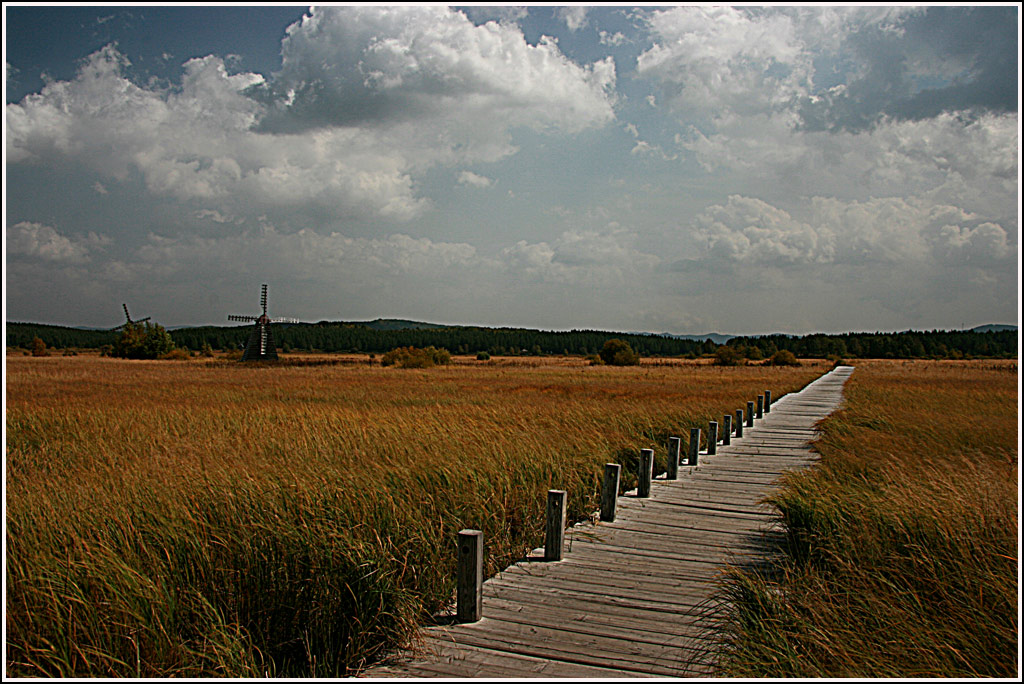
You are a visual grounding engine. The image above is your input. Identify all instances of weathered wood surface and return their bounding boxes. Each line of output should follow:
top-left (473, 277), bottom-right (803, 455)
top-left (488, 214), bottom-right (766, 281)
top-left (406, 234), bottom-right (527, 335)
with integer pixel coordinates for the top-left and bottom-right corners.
top-left (362, 366), bottom-right (853, 678)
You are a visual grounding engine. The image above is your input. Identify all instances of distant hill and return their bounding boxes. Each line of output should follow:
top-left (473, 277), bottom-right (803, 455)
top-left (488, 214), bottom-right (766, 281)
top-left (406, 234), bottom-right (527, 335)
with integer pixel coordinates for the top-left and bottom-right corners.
top-left (970, 324), bottom-right (1017, 333)
top-left (344, 318), bottom-right (447, 331)
top-left (659, 332), bottom-right (734, 345)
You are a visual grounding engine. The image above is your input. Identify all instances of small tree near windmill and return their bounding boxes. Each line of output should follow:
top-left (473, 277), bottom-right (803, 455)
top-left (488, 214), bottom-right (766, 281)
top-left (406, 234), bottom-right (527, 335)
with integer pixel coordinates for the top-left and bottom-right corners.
top-left (108, 302), bottom-right (176, 359)
top-left (227, 284), bottom-right (299, 361)
top-left (114, 321), bottom-right (176, 359)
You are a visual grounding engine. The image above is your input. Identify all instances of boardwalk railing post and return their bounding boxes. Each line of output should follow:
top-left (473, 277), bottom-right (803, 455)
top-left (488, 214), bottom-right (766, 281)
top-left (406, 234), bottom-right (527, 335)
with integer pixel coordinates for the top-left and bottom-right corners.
top-left (456, 529), bottom-right (483, 623)
top-left (757, 395), bottom-right (764, 419)
top-left (765, 390), bottom-right (772, 413)
top-left (735, 409), bottom-right (744, 438)
top-left (666, 437), bottom-right (681, 480)
top-left (600, 463), bottom-right (621, 522)
top-left (722, 414), bottom-right (732, 446)
top-left (746, 401), bottom-right (755, 427)
top-left (707, 421), bottom-right (718, 455)
top-left (545, 490), bottom-right (567, 561)
top-left (638, 449), bottom-right (654, 498)
top-left (688, 427), bottom-right (701, 467)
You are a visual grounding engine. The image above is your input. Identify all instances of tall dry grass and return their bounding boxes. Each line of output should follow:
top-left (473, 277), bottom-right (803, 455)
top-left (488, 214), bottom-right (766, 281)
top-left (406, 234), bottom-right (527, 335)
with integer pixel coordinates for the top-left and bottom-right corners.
top-left (711, 359), bottom-right (1018, 677)
top-left (5, 355), bottom-right (826, 677)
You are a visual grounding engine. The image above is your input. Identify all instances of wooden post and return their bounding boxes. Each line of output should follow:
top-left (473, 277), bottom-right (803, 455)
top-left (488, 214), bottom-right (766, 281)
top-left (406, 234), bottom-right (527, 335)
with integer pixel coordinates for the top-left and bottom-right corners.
top-left (765, 390), bottom-right (772, 413)
top-left (735, 409), bottom-right (744, 438)
top-left (746, 401), bottom-right (755, 427)
top-left (757, 395), bottom-right (764, 419)
top-left (688, 427), bottom-right (701, 467)
top-left (722, 414), bottom-right (732, 446)
top-left (666, 436), bottom-right (681, 480)
top-left (456, 529), bottom-right (483, 623)
top-left (600, 463), bottom-right (620, 522)
top-left (707, 421), bottom-right (718, 455)
top-left (544, 490), bottom-right (567, 561)
top-left (638, 448), bottom-right (654, 498)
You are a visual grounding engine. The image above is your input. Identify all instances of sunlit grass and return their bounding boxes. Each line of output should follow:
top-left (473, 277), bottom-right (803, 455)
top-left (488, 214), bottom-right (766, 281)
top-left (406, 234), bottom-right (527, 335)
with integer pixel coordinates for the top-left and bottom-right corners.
top-left (5, 354), bottom-right (826, 677)
top-left (710, 359), bottom-right (1018, 677)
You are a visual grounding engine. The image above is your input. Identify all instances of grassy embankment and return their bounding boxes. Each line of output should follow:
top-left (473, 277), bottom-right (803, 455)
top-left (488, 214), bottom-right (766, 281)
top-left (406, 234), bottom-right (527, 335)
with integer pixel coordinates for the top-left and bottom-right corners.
top-left (5, 354), bottom-right (826, 677)
top-left (712, 359), bottom-right (1018, 677)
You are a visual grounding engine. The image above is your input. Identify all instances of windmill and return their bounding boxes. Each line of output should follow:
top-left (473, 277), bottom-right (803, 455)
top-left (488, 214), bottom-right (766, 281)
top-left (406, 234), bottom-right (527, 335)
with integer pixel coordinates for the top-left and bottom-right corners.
top-left (110, 303), bottom-right (151, 331)
top-left (227, 284), bottom-right (298, 361)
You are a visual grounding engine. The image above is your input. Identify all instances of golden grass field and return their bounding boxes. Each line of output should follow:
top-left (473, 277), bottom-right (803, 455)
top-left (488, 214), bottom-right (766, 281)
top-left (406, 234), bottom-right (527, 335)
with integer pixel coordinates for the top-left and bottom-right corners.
top-left (712, 358), bottom-right (1018, 677)
top-left (6, 352), bottom-right (828, 677)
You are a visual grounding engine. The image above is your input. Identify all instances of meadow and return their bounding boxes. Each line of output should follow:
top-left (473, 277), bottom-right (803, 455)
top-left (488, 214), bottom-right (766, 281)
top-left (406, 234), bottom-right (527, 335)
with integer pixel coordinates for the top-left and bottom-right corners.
top-left (711, 359), bottom-right (1018, 677)
top-left (5, 352), bottom-right (827, 677)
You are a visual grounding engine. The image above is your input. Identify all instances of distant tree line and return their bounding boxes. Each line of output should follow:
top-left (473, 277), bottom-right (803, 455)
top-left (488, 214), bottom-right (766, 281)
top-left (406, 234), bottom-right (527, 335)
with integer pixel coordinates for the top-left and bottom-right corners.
top-left (169, 323), bottom-right (705, 357)
top-left (6, 321), bottom-right (1017, 360)
top-left (724, 330), bottom-right (1017, 360)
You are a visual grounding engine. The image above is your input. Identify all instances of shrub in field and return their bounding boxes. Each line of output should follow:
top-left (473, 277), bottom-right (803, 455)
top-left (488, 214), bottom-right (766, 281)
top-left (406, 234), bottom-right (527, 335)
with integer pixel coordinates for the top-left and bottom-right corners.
top-left (599, 339), bottom-right (639, 366)
top-left (30, 337), bottom-right (49, 357)
top-left (380, 346), bottom-right (451, 368)
top-left (114, 321), bottom-right (177, 359)
top-left (714, 345), bottom-right (741, 366)
top-left (768, 349), bottom-right (800, 366)
top-left (711, 361), bottom-right (1017, 677)
top-left (476, 351), bottom-right (490, 361)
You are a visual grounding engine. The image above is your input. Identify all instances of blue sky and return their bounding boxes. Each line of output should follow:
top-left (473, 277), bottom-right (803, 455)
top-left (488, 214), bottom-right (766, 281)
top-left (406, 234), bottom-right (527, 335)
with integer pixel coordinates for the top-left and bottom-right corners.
top-left (4, 4), bottom-right (1020, 334)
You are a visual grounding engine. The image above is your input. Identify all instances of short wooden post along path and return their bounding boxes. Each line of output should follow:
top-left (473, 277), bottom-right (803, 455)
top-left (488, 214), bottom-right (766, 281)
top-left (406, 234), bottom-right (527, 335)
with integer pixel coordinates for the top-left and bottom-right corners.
top-left (367, 366), bottom-right (854, 678)
top-left (687, 427), bottom-right (701, 467)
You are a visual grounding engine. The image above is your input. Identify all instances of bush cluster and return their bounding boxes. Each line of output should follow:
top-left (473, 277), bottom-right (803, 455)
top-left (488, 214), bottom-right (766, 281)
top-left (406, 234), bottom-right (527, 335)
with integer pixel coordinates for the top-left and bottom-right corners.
top-left (113, 322), bottom-right (177, 360)
top-left (598, 339), bottom-right (640, 366)
top-left (713, 345), bottom-right (742, 366)
top-left (768, 349), bottom-right (800, 366)
top-left (380, 346), bottom-right (451, 368)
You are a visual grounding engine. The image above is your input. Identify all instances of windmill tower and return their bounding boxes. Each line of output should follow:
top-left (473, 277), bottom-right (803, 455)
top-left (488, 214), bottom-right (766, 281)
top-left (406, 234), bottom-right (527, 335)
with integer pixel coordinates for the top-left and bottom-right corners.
top-left (110, 303), bottom-right (151, 331)
top-left (228, 284), bottom-right (298, 361)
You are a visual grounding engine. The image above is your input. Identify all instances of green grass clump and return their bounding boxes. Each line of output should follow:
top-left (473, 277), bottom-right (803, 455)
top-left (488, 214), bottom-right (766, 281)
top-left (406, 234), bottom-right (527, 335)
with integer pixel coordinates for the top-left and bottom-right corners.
top-left (710, 360), bottom-right (1017, 677)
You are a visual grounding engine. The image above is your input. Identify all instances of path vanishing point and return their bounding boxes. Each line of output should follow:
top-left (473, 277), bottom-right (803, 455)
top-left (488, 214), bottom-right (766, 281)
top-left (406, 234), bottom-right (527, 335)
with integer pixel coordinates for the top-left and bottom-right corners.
top-left (364, 365), bottom-right (855, 678)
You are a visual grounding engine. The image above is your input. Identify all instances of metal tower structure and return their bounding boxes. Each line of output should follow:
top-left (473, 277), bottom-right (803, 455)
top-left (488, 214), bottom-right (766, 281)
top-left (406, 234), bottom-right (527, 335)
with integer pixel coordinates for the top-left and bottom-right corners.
top-left (227, 284), bottom-right (298, 361)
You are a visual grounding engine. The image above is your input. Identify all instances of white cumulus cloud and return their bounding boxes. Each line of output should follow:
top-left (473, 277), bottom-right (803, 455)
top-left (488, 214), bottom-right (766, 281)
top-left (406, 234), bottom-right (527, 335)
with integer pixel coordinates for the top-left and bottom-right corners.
top-left (695, 194), bottom-right (1016, 269)
top-left (6, 221), bottom-right (101, 263)
top-left (6, 7), bottom-right (616, 224)
top-left (457, 171), bottom-right (494, 188)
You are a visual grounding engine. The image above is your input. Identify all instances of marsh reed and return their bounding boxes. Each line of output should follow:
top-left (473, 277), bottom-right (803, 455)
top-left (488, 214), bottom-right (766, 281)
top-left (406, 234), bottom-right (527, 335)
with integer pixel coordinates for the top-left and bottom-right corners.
top-left (710, 359), bottom-right (1018, 677)
top-left (6, 354), bottom-right (825, 677)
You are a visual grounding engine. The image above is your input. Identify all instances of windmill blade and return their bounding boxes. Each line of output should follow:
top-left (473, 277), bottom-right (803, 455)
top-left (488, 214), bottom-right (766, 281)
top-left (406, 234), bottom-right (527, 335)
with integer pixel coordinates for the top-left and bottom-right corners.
top-left (260, 284), bottom-right (268, 315)
top-left (269, 317), bottom-right (300, 324)
top-left (135, 317), bottom-right (151, 325)
top-left (228, 314), bottom-right (258, 322)
top-left (259, 323), bottom-right (268, 355)
top-left (123, 303), bottom-right (132, 323)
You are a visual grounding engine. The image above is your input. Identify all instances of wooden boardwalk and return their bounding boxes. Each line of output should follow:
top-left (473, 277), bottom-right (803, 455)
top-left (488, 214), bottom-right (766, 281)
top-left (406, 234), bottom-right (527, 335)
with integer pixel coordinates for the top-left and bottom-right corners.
top-left (364, 366), bottom-right (854, 678)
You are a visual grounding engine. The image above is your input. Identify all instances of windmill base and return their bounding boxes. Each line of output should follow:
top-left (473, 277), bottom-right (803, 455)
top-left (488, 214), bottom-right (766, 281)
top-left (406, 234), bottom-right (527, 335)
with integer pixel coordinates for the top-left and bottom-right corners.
top-left (241, 327), bottom-right (277, 361)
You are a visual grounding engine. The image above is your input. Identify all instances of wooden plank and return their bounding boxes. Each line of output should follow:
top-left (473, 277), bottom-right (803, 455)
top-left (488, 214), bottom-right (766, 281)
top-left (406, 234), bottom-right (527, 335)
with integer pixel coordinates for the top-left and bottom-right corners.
top-left (481, 582), bottom-right (712, 628)
top-left (478, 594), bottom-right (709, 637)
top-left (377, 638), bottom-right (655, 678)
top-left (426, 624), bottom-right (695, 677)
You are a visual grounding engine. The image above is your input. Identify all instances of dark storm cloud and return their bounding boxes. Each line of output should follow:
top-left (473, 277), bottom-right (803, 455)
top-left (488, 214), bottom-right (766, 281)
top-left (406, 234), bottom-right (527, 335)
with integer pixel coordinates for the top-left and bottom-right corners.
top-left (798, 6), bottom-right (1018, 133)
